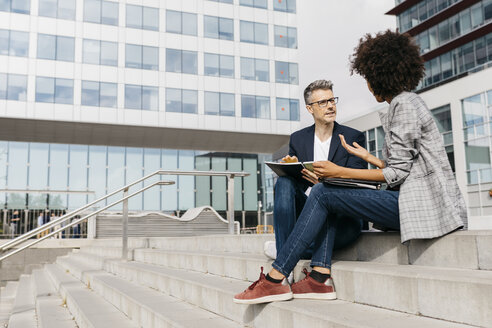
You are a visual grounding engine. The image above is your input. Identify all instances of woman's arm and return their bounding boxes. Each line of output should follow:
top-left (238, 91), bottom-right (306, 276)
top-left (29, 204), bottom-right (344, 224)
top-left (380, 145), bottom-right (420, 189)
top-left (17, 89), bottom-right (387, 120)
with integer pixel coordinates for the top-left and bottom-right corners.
top-left (339, 134), bottom-right (385, 169)
top-left (312, 161), bottom-right (385, 182)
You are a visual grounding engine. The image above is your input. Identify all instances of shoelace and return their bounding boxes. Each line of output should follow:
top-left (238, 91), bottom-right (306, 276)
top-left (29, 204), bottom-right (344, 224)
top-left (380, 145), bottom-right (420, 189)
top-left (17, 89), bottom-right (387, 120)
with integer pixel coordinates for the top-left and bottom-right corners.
top-left (298, 268), bottom-right (310, 282)
top-left (248, 266), bottom-right (265, 290)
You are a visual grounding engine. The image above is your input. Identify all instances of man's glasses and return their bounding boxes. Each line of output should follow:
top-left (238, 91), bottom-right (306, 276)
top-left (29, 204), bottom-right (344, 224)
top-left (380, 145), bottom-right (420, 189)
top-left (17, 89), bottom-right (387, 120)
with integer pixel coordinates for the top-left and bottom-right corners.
top-left (308, 97), bottom-right (339, 108)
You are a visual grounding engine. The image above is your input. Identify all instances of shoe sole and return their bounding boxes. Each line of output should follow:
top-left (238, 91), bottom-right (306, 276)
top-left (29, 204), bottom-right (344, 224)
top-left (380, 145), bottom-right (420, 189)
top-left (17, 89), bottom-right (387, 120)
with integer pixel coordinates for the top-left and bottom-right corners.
top-left (293, 292), bottom-right (337, 300)
top-left (233, 292), bottom-right (293, 304)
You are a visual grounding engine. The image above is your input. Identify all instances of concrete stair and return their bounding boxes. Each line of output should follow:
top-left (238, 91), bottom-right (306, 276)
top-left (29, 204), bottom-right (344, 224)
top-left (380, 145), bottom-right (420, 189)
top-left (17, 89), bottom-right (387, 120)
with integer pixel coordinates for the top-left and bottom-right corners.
top-left (0, 231), bottom-right (490, 327)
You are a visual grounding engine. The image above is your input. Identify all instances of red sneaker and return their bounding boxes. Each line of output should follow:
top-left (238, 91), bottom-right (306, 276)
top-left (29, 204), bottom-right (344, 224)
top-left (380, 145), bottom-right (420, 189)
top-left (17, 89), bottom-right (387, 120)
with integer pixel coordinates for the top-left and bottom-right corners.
top-left (233, 267), bottom-right (293, 304)
top-left (291, 269), bottom-right (337, 300)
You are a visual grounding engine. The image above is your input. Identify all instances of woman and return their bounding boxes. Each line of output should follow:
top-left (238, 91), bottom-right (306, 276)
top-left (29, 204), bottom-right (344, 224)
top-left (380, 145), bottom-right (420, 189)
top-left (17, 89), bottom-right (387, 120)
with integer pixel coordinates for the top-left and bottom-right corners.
top-left (234, 30), bottom-right (467, 304)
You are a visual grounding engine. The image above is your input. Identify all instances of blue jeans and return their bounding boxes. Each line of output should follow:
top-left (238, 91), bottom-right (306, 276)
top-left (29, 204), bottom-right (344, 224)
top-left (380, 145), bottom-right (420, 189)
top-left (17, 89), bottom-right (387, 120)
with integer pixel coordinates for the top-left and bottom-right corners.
top-left (273, 177), bottom-right (363, 260)
top-left (272, 183), bottom-right (400, 277)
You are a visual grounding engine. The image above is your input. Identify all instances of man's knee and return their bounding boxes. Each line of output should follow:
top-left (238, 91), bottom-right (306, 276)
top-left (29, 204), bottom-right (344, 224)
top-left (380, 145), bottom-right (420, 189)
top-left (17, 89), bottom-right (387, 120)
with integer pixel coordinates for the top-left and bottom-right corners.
top-left (274, 176), bottom-right (298, 196)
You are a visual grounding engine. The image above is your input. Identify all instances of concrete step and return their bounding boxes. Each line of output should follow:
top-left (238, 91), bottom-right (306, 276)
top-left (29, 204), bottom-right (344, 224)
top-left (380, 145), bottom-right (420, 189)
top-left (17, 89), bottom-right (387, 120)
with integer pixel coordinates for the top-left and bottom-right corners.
top-left (101, 257), bottom-right (472, 327)
top-left (86, 238), bottom-right (149, 248)
top-left (139, 231), bottom-right (492, 270)
top-left (44, 263), bottom-right (136, 328)
top-left (31, 269), bottom-right (77, 328)
top-left (0, 281), bottom-right (18, 326)
top-left (55, 255), bottom-right (239, 328)
top-left (81, 246), bottom-right (134, 260)
top-left (8, 274), bottom-right (36, 328)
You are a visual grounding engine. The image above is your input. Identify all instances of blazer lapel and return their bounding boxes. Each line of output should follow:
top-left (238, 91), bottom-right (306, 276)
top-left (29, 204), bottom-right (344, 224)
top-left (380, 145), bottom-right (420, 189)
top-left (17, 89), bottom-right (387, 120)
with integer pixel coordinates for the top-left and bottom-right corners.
top-left (328, 122), bottom-right (340, 161)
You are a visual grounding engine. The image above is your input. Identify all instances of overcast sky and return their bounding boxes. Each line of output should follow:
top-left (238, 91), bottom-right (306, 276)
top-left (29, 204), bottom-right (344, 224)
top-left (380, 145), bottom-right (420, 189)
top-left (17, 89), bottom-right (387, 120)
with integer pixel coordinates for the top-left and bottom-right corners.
top-left (298, 0), bottom-right (397, 126)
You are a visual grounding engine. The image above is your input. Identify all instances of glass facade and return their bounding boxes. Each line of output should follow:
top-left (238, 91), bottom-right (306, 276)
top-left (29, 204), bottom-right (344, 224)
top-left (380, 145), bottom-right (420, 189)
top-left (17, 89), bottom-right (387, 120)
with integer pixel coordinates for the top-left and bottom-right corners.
top-left (82, 39), bottom-right (118, 66)
top-left (0, 0), bottom-right (30, 14)
top-left (239, 0), bottom-right (267, 9)
top-left (0, 73), bottom-right (27, 101)
top-left (240, 20), bottom-right (268, 45)
top-left (166, 88), bottom-right (198, 114)
top-left (166, 49), bottom-right (198, 75)
top-left (204, 92), bottom-right (235, 116)
top-left (126, 4), bottom-right (159, 31)
top-left (397, 0), bottom-right (462, 32)
top-left (84, 0), bottom-right (118, 26)
top-left (39, 0), bottom-right (76, 20)
top-left (124, 84), bottom-right (158, 111)
top-left (0, 141), bottom-right (262, 212)
top-left (275, 61), bottom-right (299, 84)
top-left (166, 10), bottom-right (197, 36)
top-left (0, 29), bottom-right (29, 57)
top-left (125, 44), bottom-right (159, 70)
top-left (276, 97), bottom-right (299, 121)
top-left (204, 15), bottom-right (234, 40)
top-left (241, 57), bottom-right (269, 81)
top-left (37, 34), bottom-right (75, 62)
top-left (204, 53), bottom-right (234, 78)
top-left (35, 77), bottom-right (73, 104)
top-left (81, 81), bottom-right (117, 108)
top-left (274, 25), bottom-right (297, 49)
top-left (462, 89), bottom-right (492, 184)
top-left (273, 0), bottom-right (296, 13)
top-left (241, 94), bottom-right (270, 119)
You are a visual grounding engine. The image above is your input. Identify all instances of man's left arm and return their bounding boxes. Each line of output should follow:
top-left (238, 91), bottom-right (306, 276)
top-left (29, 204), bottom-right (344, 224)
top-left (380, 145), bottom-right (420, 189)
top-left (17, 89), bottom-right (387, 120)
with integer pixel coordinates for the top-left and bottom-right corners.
top-left (346, 132), bottom-right (367, 169)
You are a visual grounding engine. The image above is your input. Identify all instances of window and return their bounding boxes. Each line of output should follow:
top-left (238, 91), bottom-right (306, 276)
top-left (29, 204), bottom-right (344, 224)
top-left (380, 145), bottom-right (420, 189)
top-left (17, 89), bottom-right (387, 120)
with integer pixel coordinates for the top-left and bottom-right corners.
top-left (125, 84), bottom-right (158, 110)
top-left (37, 34), bottom-right (74, 62)
top-left (204, 15), bottom-right (234, 40)
top-left (166, 49), bottom-right (198, 74)
top-left (276, 98), bottom-right (299, 121)
top-left (0, 29), bottom-right (29, 57)
top-left (274, 25), bottom-right (297, 48)
top-left (204, 92), bottom-right (235, 116)
top-left (204, 53), bottom-right (234, 77)
top-left (166, 88), bottom-right (198, 113)
top-left (126, 4), bottom-right (158, 31)
top-left (0, 0), bottom-right (30, 14)
top-left (208, 0), bottom-right (233, 3)
top-left (84, 0), bottom-right (118, 26)
top-left (273, 0), bottom-right (295, 13)
top-left (240, 0), bottom-right (267, 9)
top-left (241, 95), bottom-right (270, 118)
top-left (166, 10), bottom-right (197, 36)
top-left (0, 73), bottom-right (27, 101)
top-left (275, 61), bottom-right (298, 84)
top-left (240, 57), bottom-right (269, 81)
top-left (125, 44), bottom-right (158, 70)
top-left (39, 0), bottom-right (75, 20)
top-left (81, 81), bottom-right (117, 108)
top-left (35, 77), bottom-right (73, 104)
top-left (240, 21), bottom-right (268, 45)
top-left (82, 39), bottom-right (118, 66)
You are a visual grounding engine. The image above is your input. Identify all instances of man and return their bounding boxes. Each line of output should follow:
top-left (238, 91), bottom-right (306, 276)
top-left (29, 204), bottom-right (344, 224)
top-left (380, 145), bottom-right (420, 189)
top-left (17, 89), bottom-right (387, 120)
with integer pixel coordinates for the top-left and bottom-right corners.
top-left (264, 80), bottom-right (367, 272)
top-left (37, 212), bottom-right (44, 238)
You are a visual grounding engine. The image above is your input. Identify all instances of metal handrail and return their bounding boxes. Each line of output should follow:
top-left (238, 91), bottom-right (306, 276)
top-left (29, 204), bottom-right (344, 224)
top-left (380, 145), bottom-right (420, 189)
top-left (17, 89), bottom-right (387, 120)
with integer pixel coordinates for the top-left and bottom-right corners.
top-left (0, 169), bottom-right (249, 262)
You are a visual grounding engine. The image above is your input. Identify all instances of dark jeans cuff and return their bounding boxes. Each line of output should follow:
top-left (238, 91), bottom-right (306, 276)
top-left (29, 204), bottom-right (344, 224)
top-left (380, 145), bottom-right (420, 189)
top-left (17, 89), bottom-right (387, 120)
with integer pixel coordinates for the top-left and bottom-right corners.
top-left (271, 261), bottom-right (290, 278)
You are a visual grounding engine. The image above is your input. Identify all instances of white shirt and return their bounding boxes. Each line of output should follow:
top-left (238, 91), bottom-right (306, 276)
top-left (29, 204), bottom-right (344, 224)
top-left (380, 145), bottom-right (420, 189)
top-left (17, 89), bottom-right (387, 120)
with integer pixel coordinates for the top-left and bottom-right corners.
top-left (306, 134), bottom-right (332, 196)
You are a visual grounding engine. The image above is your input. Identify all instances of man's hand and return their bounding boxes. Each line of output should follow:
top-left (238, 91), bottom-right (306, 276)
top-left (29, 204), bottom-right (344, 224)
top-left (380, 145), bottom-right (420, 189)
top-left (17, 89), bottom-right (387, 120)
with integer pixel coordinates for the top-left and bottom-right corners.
top-left (339, 134), bottom-right (369, 162)
top-left (281, 155), bottom-right (299, 163)
top-left (312, 160), bottom-right (342, 178)
top-left (301, 168), bottom-right (319, 185)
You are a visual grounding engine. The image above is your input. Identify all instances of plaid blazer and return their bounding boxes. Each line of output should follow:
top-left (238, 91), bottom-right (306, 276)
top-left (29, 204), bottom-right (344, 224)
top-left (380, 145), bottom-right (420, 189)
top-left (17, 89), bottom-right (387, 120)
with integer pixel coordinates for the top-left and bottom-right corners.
top-left (380, 92), bottom-right (467, 243)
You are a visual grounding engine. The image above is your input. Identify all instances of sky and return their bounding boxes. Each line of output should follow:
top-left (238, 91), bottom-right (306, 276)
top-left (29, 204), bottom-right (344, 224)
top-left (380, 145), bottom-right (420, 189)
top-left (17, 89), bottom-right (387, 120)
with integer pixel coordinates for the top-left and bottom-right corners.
top-left (298, 0), bottom-right (397, 126)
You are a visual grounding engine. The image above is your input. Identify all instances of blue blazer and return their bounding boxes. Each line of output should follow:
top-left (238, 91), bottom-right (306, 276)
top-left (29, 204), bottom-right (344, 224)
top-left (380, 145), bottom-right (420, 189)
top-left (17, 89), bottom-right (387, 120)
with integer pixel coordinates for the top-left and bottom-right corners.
top-left (288, 122), bottom-right (367, 189)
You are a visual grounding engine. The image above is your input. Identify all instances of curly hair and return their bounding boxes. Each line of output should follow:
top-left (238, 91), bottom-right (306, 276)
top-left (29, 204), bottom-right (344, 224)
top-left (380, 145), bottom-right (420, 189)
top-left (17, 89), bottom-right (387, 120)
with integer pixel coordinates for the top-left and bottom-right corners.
top-left (350, 30), bottom-right (424, 99)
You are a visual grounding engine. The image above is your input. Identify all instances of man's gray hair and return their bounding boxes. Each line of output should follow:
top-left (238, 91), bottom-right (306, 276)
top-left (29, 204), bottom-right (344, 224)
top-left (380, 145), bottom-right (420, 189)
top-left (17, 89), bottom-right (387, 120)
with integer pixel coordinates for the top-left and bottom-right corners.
top-left (303, 80), bottom-right (334, 105)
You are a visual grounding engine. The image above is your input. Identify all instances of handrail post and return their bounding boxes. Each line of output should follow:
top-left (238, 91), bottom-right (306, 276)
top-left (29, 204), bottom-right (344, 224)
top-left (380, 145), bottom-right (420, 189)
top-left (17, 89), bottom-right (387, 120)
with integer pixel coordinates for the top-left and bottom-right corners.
top-left (227, 174), bottom-right (235, 234)
top-left (122, 187), bottom-right (129, 261)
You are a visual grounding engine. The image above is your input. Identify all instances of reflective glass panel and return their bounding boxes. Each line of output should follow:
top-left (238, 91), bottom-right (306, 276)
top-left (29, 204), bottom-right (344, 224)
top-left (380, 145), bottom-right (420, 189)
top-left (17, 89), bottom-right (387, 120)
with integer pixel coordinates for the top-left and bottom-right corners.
top-left (101, 1), bottom-right (118, 25)
top-left (100, 82), bottom-right (117, 108)
top-left (256, 59), bottom-right (269, 81)
top-left (83, 39), bottom-right (100, 64)
top-left (243, 158), bottom-right (257, 210)
top-left (0, 73), bottom-right (6, 99)
top-left (166, 88), bottom-right (181, 112)
top-left (166, 10), bottom-right (181, 33)
top-left (55, 78), bottom-right (73, 104)
top-left (220, 93), bottom-right (235, 116)
top-left (471, 2), bottom-right (484, 28)
top-left (38, 0), bottom-right (56, 17)
top-left (58, 0), bottom-right (75, 20)
top-left (220, 54), bottom-right (234, 77)
top-left (143, 148), bottom-right (161, 211)
top-left (204, 16), bottom-right (218, 39)
top-left (143, 7), bottom-right (159, 31)
top-left (289, 63), bottom-right (298, 84)
top-left (205, 91), bottom-right (219, 115)
top-left (125, 44), bottom-right (142, 69)
top-left (254, 22), bottom-right (268, 45)
top-left (56, 36), bottom-right (75, 62)
top-left (9, 30), bottom-right (28, 57)
top-left (182, 12), bottom-right (197, 36)
top-left (0, 30), bottom-right (8, 55)
top-left (290, 99), bottom-right (299, 121)
top-left (126, 147), bottom-right (143, 210)
top-left (142, 86), bottom-right (158, 111)
top-left (35, 77), bottom-right (54, 103)
top-left (161, 150), bottom-right (178, 211)
top-left (84, 0), bottom-right (101, 23)
top-left (142, 46), bottom-right (158, 70)
top-left (276, 97), bottom-right (290, 120)
top-left (182, 50), bottom-right (197, 74)
top-left (125, 84), bottom-right (141, 109)
top-left (274, 25), bottom-right (288, 48)
top-left (28, 143), bottom-right (49, 189)
top-left (11, 0), bottom-right (30, 14)
top-left (178, 150), bottom-right (195, 210)
top-left (8, 142), bottom-right (28, 189)
top-left (240, 21), bottom-right (254, 43)
top-left (68, 145), bottom-right (88, 190)
top-left (204, 53), bottom-right (219, 76)
top-left (275, 61), bottom-right (289, 83)
top-left (107, 146), bottom-right (125, 209)
top-left (256, 96), bottom-right (270, 119)
top-left (81, 81), bottom-right (100, 106)
top-left (182, 90), bottom-right (197, 113)
top-left (126, 4), bottom-right (142, 29)
top-left (88, 145), bottom-right (107, 201)
top-left (240, 57), bottom-right (255, 80)
top-left (7, 74), bottom-right (27, 101)
top-left (211, 157), bottom-right (226, 210)
top-left (195, 156), bottom-right (210, 207)
top-left (462, 93), bottom-right (485, 126)
top-left (241, 95), bottom-right (255, 118)
top-left (166, 48), bottom-right (181, 73)
top-left (37, 34), bottom-right (56, 60)
top-left (49, 143), bottom-right (68, 189)
top-left (100, 41), bottom-right (117, 66)
top-left (219, 17), bottom-right (233, 40)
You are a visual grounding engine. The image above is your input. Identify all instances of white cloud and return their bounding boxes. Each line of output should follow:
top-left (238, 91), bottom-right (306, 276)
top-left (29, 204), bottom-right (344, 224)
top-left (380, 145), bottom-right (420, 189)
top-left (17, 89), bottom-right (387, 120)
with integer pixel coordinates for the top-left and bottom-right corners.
top-left (298, 0), bottom-right (396, 126)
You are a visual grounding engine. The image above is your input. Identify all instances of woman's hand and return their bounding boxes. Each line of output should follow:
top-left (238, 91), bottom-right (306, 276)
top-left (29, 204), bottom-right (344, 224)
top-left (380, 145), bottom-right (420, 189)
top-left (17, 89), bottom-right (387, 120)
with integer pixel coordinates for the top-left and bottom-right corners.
top-left (312, 161), bottom-right (342, 178)
top-left (339, 134), bottom-right (369, 162)
top-left (301, 169), bottom-right (319, 185)
top-left (281, 155), bottom-right (299, 163)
